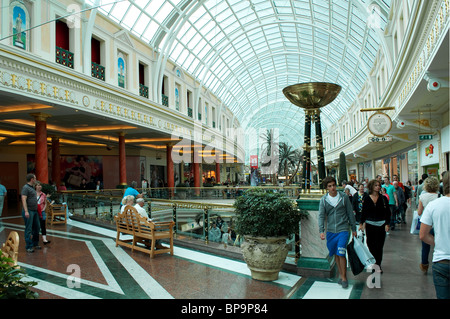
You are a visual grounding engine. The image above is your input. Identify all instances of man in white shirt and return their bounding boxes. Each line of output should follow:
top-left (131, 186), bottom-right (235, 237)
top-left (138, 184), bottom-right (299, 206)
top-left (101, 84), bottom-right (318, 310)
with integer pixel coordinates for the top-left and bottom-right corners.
top-left (420, 171), bottom-right (450, 299)
top-left (134, 197), bottom-right (150, 220)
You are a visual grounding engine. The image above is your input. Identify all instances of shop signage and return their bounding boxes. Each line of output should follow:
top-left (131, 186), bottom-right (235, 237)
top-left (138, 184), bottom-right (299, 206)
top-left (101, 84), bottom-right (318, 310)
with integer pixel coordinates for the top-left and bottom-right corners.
top-left (250, 155), bottom-right (258, 169)
top-left (419, 134), bottom-right (433, 140)
top-left (368, 135), bottom-right (392, 143)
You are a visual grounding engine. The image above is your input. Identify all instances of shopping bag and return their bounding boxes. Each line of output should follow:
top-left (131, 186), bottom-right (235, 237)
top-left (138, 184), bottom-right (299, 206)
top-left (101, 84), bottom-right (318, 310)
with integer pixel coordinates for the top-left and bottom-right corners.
top-left (347, 239), bottom-right (365, 276)
top-left (410, 210), bottom-right (420, 235)
top-left (353, 236), bottom-right (376, 267)
top-left (357, 229), bottom-right (365, 244)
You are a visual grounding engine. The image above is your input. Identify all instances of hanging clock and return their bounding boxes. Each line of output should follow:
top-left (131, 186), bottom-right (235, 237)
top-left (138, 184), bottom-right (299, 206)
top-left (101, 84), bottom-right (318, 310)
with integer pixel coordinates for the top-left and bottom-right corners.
top-left (367, 112), bottom-right (392, 137)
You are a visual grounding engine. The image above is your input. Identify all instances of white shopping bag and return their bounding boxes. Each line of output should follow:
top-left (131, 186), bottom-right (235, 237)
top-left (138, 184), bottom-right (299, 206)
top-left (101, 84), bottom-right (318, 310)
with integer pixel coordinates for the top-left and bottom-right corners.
top-left (353, 236), bottom-right (376, 267)
top-left (357, 229), bottom-right (365, 244)
top-left (410, 210), bottom-right (420, 235)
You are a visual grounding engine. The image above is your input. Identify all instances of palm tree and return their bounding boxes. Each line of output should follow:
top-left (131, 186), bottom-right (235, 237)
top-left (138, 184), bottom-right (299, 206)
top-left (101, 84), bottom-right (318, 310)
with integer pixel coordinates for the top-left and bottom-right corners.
top-left (278, 142), bottom-right (296, 186)
top-left (260, 128), bottom-right (279, 185)
top-left (288, 148), bottom-right (303, 185)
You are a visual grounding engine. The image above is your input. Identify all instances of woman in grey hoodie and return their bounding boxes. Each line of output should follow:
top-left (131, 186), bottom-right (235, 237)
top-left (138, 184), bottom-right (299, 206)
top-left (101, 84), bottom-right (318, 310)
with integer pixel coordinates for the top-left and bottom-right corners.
top-left (319, 176), bottom-right (357, 288)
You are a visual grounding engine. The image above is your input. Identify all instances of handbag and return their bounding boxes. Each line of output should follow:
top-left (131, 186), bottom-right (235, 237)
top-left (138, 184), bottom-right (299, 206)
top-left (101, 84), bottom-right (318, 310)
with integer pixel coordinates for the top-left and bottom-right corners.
top-left (37, 193), bottom-right (43, 218)
top-left (410, 210), bottom-right (420, 235)
top-left (353, 236), bottom-right (376, 267)
top-left (347, 238), bottom-right (365, 276)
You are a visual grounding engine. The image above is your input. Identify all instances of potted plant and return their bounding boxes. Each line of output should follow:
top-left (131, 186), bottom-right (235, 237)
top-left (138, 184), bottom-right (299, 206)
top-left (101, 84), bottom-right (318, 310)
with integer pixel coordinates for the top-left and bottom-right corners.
top-left (234, 188), bottom-right (308, 281)
top-left (0, 255), bottom-right (39, 299)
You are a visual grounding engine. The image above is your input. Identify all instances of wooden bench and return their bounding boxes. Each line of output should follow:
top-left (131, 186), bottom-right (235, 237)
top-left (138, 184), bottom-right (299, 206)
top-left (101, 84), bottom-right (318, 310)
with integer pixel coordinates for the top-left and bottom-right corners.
top-left (115, 205), bottom-right (175, 258)
top-left (46, 200), bottom-right (67, 226)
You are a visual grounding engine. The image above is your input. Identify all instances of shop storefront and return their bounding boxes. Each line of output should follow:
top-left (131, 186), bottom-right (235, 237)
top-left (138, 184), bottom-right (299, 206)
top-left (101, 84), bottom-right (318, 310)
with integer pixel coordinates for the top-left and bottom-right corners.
top-left (375, 146), bottom-right (417, 184)
top-left (418, 134), bottom-right (440, 179)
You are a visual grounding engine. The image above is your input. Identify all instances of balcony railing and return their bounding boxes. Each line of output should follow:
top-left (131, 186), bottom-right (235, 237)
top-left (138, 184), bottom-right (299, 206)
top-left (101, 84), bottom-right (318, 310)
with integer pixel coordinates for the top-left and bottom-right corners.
top-left (55, 46), bottom-right (74, 69)
top-left (91, 62), bottom-right (105, 81)
top-left (162, 94), bottom-right (168, 107)
top-left (139, 83), bottom-right (149, 98)
top-left (59, 186), bottom-right (305, 264)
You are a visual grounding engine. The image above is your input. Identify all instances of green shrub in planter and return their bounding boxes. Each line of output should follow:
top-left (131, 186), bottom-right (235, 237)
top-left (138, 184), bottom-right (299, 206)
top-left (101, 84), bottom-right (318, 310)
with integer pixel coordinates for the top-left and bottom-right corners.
top-left (234, 188), bottom-right (308, 237)
top-left (0, 255), bottom-right (39, 299)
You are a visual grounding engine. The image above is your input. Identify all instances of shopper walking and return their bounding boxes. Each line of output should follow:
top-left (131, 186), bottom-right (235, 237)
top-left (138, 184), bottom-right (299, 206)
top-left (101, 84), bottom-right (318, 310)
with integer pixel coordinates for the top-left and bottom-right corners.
top-left (417, 176), bottom-right (440, 274)
top-left (359, 179), bottom-right (391, 272)
top-left (352, 183), bottom-right (366, 223)
top-left (382, 176), bottom-right (398, 230)
top-left (319, 176), bottom-right (356, 288)
top-left (420, 172), bottom-right (450, 299)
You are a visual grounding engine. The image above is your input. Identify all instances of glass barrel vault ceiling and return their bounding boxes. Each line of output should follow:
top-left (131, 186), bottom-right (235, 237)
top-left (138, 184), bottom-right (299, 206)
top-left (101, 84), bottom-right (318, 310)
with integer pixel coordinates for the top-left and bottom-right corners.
top-left (89, 0), bottom-right (391, 150)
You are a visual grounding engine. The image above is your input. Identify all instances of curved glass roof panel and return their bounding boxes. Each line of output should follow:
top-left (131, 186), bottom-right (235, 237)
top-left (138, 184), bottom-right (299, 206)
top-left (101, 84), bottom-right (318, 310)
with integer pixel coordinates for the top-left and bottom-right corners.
top-left (90, 0), bottom-right (390, 150)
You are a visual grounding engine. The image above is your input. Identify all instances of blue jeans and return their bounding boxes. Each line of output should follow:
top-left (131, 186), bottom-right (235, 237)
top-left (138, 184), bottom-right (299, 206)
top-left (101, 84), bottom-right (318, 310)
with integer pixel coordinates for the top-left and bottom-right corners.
top-left (389, 205), bottom-right (396, 229)
top-left (421, 228), bottom-right (435, 265)
top-left (22, 209), bottom-right (40, 250)
top-left (432, 261), bottom-right (450, 299)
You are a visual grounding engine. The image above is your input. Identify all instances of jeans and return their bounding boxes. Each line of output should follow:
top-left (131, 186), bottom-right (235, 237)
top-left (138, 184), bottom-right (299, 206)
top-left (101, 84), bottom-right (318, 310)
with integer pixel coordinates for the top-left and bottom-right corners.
top-left (0, 195), bottom-right (4, 217)
top-left (432, 261), bottom-right (450, 299)
top-left (421, 228), bottom-right (435, 265)
top-left (389, 205), bottom-right (396, 229)
top-left (22, 209), bottom-right (40, 250)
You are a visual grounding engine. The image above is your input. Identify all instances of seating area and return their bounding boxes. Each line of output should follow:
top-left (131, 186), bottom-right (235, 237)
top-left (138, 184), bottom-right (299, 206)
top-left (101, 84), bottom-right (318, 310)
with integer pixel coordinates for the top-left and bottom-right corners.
top-left (115, 205), bottom-right (175, 258)
top-left (46, 200), bottom-right (67, 226)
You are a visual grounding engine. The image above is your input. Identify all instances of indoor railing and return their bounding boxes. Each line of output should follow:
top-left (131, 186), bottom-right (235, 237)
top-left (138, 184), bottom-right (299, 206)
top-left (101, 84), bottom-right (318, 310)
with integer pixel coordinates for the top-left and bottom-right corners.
top-left (59, 187), bottom-right (304, 264)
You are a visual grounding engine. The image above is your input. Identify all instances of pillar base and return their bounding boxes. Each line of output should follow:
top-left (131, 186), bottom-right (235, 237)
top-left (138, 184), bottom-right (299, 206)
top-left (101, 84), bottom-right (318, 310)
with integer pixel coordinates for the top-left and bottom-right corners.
top-left (297, 256), bottom-right (336, 278)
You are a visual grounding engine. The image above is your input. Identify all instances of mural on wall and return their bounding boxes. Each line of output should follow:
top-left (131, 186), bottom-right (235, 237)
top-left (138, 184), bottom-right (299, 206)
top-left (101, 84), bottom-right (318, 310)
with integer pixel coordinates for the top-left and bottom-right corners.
top-left (12, 4), bottom-right (27, 49)
top-left (61, 155), bottom-right (103, 189)
top-left (27, 155), bottom-right (103, 190)
top-left (118, 52), bottom-right (126, 88)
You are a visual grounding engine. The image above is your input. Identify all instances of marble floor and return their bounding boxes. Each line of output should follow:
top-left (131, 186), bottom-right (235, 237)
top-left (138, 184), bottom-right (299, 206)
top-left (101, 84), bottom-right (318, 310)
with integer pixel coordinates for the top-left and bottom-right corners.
top-left (0, 201), bottom-right (437, 301)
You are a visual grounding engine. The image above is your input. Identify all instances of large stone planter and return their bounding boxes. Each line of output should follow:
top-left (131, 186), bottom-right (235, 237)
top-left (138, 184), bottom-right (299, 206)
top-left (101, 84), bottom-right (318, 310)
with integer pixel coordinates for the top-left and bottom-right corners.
top-left (241, 236), bottom-right (289, 281)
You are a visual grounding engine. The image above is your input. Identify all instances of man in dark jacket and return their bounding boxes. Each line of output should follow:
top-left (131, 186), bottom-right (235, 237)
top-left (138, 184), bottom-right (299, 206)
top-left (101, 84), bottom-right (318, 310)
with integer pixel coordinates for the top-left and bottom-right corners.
top-left (393, 181), bottom-right (406, 224)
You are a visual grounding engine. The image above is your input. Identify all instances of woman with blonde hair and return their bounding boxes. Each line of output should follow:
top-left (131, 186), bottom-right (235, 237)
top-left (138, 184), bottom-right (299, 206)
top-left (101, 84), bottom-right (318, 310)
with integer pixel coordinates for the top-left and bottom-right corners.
top-left (120, 195), bottom-right (135, 213)
top-left (417, 176), bottom-right (440, 274)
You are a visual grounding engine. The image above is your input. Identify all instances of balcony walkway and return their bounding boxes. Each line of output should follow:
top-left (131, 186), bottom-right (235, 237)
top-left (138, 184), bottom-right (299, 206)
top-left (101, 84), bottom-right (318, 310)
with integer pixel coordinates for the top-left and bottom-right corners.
top-left (0, 200), bottom-right (437, 301)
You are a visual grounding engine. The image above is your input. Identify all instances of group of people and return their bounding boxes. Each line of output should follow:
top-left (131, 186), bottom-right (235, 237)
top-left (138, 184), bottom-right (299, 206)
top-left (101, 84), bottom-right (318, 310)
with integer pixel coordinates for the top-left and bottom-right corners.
top-left (119, 184), bottom-right (165, 250)
top-left (21, 174), bottom-right (52, 253)
top-left (319, 172), bottom-right (450, 299)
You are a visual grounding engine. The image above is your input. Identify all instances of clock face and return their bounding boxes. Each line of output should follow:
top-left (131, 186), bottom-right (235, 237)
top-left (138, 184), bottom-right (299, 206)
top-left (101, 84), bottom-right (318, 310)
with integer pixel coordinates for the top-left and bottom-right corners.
top-left (368, 112), bottom-right (392, 137)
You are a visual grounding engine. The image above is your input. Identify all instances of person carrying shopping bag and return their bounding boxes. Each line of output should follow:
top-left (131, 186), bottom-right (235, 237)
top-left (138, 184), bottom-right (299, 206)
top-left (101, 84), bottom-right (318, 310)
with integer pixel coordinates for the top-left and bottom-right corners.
top-left (359, 179), bottom-right (391, 273)
top-left (319, 176), bottom-right (357, 289)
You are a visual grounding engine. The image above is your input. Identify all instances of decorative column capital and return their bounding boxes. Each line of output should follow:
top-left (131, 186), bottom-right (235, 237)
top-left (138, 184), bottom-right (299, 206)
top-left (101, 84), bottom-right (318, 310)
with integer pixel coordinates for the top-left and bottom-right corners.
top-left (30, 112), bottom-right (51, 121)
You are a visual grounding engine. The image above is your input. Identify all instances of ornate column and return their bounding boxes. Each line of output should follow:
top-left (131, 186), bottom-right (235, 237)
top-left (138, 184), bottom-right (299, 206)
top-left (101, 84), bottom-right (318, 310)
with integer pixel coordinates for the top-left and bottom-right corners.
top-left (302, 110), bottom-right (313, 192)
top-left (118, 132), bottom-right (127, 186)
top-left (166, 143), bottom-right (174, 197)
top-left (283, 82), bottom-right (342, 278)
top-left (51, 136), bottom-right (61, 187)
top-left (314, 109), bottom-right (326, 189)
top-left (32, 113), bottom-right (51, 184)
top-left (215, 152), bottom-right (221, 184)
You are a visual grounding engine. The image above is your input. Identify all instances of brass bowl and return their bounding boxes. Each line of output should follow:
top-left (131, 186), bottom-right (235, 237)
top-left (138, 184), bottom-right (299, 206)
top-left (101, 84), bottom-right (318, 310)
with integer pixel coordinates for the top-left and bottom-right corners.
top-left (282, 82), bottom-right (342, 109)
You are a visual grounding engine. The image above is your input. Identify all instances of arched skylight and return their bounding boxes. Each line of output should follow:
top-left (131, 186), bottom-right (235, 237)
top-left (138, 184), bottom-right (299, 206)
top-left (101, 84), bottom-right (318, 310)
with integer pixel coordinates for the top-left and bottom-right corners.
top-left (89, 0), bottom-right (390, 150)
